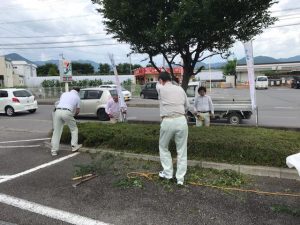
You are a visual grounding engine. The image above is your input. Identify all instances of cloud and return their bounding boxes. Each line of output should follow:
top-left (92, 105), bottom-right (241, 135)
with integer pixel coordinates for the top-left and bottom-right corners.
top-left (0, 0), bottom-right (299, 66)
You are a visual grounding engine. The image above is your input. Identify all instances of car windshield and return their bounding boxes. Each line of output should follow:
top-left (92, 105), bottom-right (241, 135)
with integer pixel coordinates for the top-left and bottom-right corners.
top-left (13, 90), bottom-right (32, 97)
top-left (257, 77), bottom-right (268, 81)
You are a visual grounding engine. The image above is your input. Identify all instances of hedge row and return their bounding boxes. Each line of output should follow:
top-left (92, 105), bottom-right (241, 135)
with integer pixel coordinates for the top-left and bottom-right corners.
top-left (60, 123), bottom-right (300, 167)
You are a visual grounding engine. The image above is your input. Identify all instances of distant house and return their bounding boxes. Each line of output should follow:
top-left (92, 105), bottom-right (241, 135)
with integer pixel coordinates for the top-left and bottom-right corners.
top-left (0, 56), bottom-right (14, 87)
top-left (12, 60), bottom-right (37, 86)
top-left (134, 67), bottom-right (183, 84)
top-left (236, 61), bottom-right (300, 83)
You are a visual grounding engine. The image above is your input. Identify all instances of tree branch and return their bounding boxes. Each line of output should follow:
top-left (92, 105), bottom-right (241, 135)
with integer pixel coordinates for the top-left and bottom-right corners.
top-left (193, 66), bottom-right (205, 76)
top-left (149, 54), bottom-right (160, 73)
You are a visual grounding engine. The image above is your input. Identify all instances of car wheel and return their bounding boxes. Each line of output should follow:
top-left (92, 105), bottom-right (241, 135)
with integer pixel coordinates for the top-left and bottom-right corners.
top-left (228, 113), bottom-right (241, 125)
top-left (5, 106), bottom-right (15, 116)
top-left (28, 109), bottom-right (36, 113)
top-left (97, 108), bottom-right (110, 121)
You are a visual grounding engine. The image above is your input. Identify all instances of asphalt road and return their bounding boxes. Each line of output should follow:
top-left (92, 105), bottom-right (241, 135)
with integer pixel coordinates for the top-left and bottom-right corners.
top-left (0, 87), bottom-right (300, 225)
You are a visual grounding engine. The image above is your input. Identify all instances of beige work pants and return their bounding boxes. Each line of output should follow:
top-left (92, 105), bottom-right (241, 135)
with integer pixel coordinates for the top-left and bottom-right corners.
top-left (51, 110), bottom-right (78, 153)
top-left (159, 116), bottom-right (188, 183)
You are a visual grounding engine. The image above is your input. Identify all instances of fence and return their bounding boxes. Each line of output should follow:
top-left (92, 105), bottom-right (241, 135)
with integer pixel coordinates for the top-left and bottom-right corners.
top-left (28, 84), bottom-right (144, 100)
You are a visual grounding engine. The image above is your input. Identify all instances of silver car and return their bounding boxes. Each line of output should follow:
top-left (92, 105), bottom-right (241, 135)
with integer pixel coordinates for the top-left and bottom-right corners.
top-left (78, 87), bottom-right (117, 120)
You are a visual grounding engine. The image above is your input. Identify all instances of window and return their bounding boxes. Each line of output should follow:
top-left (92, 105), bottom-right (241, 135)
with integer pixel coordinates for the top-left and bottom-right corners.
top-left (85, 90), bottom-right (102, 99)
top-left (257, 77), bottom-right (268, 81)
top-left (145, 83), bottom-right (152, 89)
top-left (79, 90), bottom-right (85, 99)
top-left (186, 86), bottom-right (196, 97)
top-left (151, 83), bottom-right (157, 88)
top-left (13, 90), bottom-right (32, 97)
top-left (109, 89), bottom-right (118, 96)
top-left (0, 91), bottom-right (8, 98)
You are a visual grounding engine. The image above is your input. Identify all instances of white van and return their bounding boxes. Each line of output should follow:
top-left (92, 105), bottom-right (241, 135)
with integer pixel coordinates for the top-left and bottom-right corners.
top-left (255, 76), bottom-right (268, 89)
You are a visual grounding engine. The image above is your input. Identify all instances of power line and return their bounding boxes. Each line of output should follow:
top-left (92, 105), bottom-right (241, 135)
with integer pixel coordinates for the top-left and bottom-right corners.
top-left (269, 22), bottom-right (300, 28)
top-left (0, 43), bottom-right (124, 50)
top-left (0, 38), bottom-right (113, 46)
top-left (272, 7), bottom-right (300, 13)
top-left (0, 32), bottom-right (107, 39)
top-left (0, 14), bottom-right (98, 25)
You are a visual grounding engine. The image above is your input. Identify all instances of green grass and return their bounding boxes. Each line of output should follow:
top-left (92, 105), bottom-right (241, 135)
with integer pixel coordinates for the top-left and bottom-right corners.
top-left (271, 205), bottom-right (300, 217)
top-left (73, 153), bottom-right (250, 190)
top-left (61, 123), bottom-right (300, 167)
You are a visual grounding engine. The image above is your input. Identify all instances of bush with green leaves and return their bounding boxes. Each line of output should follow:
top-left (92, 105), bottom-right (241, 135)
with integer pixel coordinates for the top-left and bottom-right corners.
top-left (60, 123), bottom-right (300, 167)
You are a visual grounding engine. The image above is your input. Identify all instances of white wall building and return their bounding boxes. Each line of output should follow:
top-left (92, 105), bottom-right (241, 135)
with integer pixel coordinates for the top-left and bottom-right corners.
top-left (0, 56), bottom-right (14, 87)
top-left (236, 61), bottom-right (300, 83)
top-left (12, 60), bottom-right (37, 86)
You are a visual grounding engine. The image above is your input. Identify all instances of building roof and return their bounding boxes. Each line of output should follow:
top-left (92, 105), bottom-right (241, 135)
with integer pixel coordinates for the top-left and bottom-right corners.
top-left (236, 61), bottom-right (300, 72)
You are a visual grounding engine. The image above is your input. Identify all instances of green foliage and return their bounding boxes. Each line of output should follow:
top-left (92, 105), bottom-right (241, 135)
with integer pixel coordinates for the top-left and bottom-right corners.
top-left (72, 62), bottom-right (95, 75)
top-left (186, 167), bottom-right (248, 187)
top-left (98, 63), bottom-right (111, 75)
top-left (41, 79), bottom-right (103, 88)
top-left (60, 123), bottom-right (300, 167)
top-left (223, 59), bottom-right (237, 76)
top-left (270, 205), bottom-right (300, 217)
top-left (113, 177), bottom-right (144, 189)
top-left (94, 0), bottom-right (277, 90)
top-left (37, 63), bottom-right (59, 76)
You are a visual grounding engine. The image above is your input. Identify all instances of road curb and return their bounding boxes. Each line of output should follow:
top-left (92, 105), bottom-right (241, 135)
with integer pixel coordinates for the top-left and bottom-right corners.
top-left (79, 148), bottom-right (300, 181)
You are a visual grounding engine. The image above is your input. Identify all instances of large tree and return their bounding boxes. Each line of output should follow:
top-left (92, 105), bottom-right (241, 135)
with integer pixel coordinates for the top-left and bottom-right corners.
top-left (37, 63), bottom-right (59, 76)
top-left (98, 63), bottom-right (111, 74)
top-left (72, 62), bottom-right (94, 75)
top-left (93, 0), bottom-right (277, 90)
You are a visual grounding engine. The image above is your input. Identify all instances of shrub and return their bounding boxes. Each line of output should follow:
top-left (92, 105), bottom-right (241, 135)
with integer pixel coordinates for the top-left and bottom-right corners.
top-left (60, 123), bottom-right (300, 167)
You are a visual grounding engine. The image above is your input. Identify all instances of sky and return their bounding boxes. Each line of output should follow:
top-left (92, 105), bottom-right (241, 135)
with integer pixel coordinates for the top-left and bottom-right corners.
top-left (0, 0), bottom-right (299, 66)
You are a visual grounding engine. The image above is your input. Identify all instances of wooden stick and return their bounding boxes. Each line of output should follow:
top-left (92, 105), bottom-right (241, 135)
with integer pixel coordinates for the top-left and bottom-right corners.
top-left (72, 175), bottom-right (98, 188)
top-left (72, 173), bottom-right (93, 181)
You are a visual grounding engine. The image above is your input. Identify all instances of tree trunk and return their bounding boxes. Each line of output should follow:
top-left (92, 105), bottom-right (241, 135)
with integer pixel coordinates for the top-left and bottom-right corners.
top-left (181, 65), bottom-right (193, 91)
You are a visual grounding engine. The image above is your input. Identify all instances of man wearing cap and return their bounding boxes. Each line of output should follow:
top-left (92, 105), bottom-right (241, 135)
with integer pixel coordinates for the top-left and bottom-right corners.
top-left (51, 87), bottom-right (82, 156)
top-left (156, 72), bottom-right (189, 185)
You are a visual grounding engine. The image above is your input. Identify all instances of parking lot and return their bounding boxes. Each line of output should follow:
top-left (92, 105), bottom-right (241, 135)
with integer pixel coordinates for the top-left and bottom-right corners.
top-left (0, 87), bottom-right (300, 225)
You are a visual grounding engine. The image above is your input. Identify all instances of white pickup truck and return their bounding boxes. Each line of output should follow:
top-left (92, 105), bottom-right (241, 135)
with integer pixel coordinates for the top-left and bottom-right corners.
top-left (186, 82), bottom-right (253, 125)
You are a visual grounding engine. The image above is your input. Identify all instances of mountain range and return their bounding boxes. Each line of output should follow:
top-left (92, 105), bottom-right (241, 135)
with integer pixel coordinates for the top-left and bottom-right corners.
top-left (4, 53), bottom-right (300, 71)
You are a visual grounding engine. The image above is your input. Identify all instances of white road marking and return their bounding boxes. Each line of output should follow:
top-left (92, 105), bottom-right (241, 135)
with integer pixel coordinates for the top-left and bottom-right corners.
top-left (0, 138), bottom-right (50, 144)
top-left (273, 106), bottom-right (294, 109)
top-left (0, 152), bottom-right (79, 184)
top-left (0, 145), bottom-right (40, 148)
top-left (0, 175), bottom-right (11, 179)
top-left (0, 193), bottom-right (110, 225)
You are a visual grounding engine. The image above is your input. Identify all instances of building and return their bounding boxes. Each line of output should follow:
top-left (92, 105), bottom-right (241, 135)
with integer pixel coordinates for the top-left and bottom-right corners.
top-left (0, 56), bottom-right (14, 87)
top-left (12, 60), bottom-right (37, 86)
top-left (134, 67), bottom-right (183, 84)
top-left (236, 61), bottom-right (300, 83)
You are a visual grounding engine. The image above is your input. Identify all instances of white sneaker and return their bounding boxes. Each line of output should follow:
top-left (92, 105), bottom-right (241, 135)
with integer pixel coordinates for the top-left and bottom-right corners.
top-left (177, 180), bottom-right (184, 186)
top-left (72, 144), bottom-right (82, 152)
top-left (158, 171), bottom-right (173, 180)
top-left (51, 151), bottom-right (58, 156)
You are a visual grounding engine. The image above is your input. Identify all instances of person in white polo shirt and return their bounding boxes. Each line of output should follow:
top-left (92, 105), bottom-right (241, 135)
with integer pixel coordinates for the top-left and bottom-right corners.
top-left (156, 72), bottom-right (189, 185)
top-left (51, 87), bottom-right (82, 156)
top-left (194, 86), bottom-right (214, 127)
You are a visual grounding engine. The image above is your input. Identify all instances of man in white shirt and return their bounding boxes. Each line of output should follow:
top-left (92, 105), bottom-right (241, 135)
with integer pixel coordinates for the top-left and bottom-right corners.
top-left (105, 95), bottom-right (127, 123)
top-left (194, 86), bottom-right (214, 127)
top-left (156, 72), bottom-right (189, 185)
top-left (51, 87), bottom-right (82, 156)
